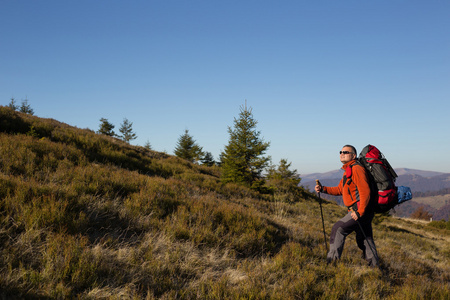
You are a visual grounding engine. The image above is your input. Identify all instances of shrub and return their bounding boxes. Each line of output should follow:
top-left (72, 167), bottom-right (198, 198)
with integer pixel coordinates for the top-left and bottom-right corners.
top-left (410, 206), bottom-right (433, 221)
top-left (428, 220), bottom-right (450, 230)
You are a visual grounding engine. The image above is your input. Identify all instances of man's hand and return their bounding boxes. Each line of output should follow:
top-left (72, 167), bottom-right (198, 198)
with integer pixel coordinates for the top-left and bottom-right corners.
top-left (351, 210), bottom-right (359, 221)
top-left (315, 180), bottom-right (322, 193)
top-left (315, 184), bottom-right (322, 193)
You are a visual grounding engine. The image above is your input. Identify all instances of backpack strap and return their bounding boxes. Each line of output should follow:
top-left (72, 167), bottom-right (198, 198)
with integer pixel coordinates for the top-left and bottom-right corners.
top-left (342, 161), bottom-right (360, 186)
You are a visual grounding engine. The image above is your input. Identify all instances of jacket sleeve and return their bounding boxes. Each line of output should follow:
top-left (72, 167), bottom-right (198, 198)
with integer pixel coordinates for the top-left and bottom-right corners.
top-left (352, 165), bottom-right (371, 216)
top-left (322, 178), bottom-right (343, 196)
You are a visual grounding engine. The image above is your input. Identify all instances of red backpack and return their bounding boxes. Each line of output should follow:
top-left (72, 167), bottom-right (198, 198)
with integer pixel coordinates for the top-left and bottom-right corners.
top-left (358, 145), bottom-right (400, 213)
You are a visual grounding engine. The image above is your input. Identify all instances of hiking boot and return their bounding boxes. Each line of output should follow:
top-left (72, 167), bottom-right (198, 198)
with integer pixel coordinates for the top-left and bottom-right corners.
top-left (327, 257), bottom-right (338, 266)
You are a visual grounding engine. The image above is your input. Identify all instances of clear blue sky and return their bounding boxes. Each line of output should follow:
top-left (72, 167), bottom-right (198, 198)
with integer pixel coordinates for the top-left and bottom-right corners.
top-left (1, 1), bottom-right (449, 174)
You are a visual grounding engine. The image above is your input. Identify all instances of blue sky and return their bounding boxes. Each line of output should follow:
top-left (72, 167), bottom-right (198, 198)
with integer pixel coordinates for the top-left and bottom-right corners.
top-left (1, 0), bottom-right (449, 174)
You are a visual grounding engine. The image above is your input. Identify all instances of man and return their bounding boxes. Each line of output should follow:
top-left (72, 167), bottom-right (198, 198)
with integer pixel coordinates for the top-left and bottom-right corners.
top-left (315, 145), bottom-right (379, 267)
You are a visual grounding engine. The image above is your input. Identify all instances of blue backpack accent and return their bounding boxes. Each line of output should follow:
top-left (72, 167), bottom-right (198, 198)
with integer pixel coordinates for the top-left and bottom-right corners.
top-left (397, 186), bottom-right (413, 204)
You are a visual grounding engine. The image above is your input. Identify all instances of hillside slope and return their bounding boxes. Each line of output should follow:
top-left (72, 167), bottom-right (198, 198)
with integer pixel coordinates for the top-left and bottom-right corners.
top-left (1, 106), bottom-right (449, 299)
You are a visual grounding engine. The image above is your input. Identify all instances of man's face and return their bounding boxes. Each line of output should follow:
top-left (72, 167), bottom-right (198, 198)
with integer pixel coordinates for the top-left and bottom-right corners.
top-left (340, 146), bottom-right (356, 164)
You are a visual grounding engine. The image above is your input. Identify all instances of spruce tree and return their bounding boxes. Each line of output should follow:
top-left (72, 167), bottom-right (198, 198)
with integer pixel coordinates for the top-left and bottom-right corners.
top-left (266, 159), bottom-right (302, 202)
top-left (119, 118), bottom-right (137, 143)
top-left (144, 139), bottom-right (152, 150)
top-left (19, 98), bottom-right (34, 115)
top-left (174, 129), bottom-right (203, 163)
top-left (201, 151), bottom-right (215, 166)
top-left (8, 97), bottom-right (18, 111)
top-left (98, 118), bottom-right (116, 136)
top-left (266, 159), bottom-right (301, 185)
top-left (220, 103), bottom-right (270, 187)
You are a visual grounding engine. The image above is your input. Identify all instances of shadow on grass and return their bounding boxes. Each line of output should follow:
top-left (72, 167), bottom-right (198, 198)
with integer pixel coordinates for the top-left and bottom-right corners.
top-left (384, 225), bottom-right (425, 238)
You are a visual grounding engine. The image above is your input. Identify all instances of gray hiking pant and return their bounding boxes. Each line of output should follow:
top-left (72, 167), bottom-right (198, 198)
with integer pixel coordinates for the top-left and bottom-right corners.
top-left (327, 211), bottom-right (378, 267)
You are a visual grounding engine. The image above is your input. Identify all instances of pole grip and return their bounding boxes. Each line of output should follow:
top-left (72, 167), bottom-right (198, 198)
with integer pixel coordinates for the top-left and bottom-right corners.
top-left (316, 179), bottom-right (322, 192)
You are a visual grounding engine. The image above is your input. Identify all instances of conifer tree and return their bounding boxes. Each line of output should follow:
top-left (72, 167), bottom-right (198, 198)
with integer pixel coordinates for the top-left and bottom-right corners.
top-left (220, 103), bottom-right (270, 187)
top-left (266, 159), bottom-right (301, 184)
top-left (201, 151), bottom-right (215, 166)
top-left (98, 118), bottom-right (116, 136)
top-left (119, 118), bottom-right (137, 143)
top-left (19, 98), bottom-right (34, 115)
top-left (174, 129), bottom-right (204, 163)
top-left (144, 139), bottom-right (152, 150)
top-left (8, 97), bottom-right (18, 111)
top-left (266, 159), bottom-right (302, 202)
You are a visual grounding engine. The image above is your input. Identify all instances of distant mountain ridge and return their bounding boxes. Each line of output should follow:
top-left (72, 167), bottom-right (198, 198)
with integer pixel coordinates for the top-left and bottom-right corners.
top-left (301, 169), bottom-right (344, 182)
top-left (302, 168), bottom-right (447, 182)
top-left (393, 168), bottom-right (445, 178)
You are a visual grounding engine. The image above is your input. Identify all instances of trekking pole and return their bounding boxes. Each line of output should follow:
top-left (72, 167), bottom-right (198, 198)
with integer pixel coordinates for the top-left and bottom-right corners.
top-left (316, 180), bottom-right (328, 255)
top-left (350, 208), bottom-right (379, 263)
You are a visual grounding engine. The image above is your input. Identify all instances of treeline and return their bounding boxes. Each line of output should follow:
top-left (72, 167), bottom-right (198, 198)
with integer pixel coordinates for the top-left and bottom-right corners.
top-left (8, 98), bottom-right (140, 145)
top-left (6, 97), bottom-right (34, 115)
top-left (98, 117), bottom-right (138, 144)
top-left (4, 98), bottom-right (302, 196)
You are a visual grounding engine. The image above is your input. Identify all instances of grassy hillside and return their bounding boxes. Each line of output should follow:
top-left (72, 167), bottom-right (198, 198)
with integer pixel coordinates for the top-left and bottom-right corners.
top-left (0, 106), bottom-right (449, 299)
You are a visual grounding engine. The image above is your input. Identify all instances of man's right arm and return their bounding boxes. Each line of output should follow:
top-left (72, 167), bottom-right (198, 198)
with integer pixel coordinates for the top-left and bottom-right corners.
top-left (322, 179), bottom-right (343, 196)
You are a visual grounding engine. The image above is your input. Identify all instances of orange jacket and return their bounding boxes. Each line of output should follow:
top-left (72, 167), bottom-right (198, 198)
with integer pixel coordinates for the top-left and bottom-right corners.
top-left (322, 160), bottom-right (371, 216)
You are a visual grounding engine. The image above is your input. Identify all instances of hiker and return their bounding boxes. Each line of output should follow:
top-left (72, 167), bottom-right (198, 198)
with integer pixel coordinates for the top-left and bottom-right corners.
top-left (315, 145), bottom-right (379, 267)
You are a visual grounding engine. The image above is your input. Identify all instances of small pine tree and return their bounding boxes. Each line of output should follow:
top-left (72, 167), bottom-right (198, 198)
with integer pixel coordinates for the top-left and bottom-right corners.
top-left (174, 129), bottom-right (204, 163)
top-left (266, 159), bottom-right (302, 202)
top-left (8, 97), bottom-right (19, 110)
top-left (266, 159), bottom-right (301, 185)
top-left (98, 118), bottom-right (116, 136)
top-left (19, 98), bottom-right (34, 115)
top-left (144, 140), bottom-right (152, 150)
top-left (220, 102), bottom-right (270, 187)
top-left (201, 151), bottom-right (215, 166)
top-left (26, 125), bottom-right (39, 138)
top-left (119, 118), bottom-right (137, 143)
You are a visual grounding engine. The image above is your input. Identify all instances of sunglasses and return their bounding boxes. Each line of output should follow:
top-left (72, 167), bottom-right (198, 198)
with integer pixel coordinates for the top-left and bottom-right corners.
top-left (340, 151), bottom-right (354, 155)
